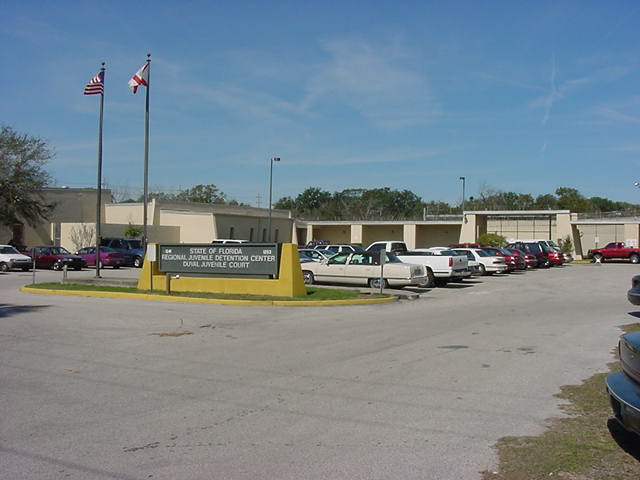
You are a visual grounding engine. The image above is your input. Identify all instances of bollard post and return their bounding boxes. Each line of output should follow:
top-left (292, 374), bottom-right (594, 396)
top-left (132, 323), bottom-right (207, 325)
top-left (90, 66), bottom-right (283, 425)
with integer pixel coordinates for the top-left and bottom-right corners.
top-left (379, 248), bottom-right (386, 295)
top-left (165, 272), bottom-right (171, 295)
top-left (63, 263), bottom-right (68, 282)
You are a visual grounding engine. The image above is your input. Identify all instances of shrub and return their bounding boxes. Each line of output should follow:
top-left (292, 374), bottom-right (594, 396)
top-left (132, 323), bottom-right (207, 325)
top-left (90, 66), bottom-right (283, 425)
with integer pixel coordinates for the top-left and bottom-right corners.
top-left (477, 233), bottom-right (507, 247)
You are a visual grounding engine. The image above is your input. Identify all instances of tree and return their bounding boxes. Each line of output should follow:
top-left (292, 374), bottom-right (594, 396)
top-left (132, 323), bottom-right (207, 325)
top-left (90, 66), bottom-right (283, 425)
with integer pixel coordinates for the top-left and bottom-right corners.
top-left (555, 187), bottom-right (590, 212)
top-left (123, 223), bottom-right (143, 238)
top-left (477, 233), bottom-right (507, 247)
top-left (137, 184), bottom-right (228, 204)
top-left (69, 224), bottom-right (95, 251)
top-left (175, 184), bottom-right (226, 203)
top-left (0, 126), bottom-right (53, 226)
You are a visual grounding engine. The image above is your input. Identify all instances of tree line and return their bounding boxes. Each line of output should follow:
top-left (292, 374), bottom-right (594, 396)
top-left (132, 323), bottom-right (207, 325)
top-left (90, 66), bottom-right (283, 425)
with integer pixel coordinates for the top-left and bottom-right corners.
top-left (2, 125), bottom-right (639, 228)
top-left (275, 186), bottom-right (640, 221)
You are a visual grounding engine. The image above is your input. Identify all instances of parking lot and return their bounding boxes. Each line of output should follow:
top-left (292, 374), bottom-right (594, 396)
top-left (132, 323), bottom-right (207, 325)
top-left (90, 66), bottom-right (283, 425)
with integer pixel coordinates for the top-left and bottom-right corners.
top-left (0, 264), bottom-right (635, 479)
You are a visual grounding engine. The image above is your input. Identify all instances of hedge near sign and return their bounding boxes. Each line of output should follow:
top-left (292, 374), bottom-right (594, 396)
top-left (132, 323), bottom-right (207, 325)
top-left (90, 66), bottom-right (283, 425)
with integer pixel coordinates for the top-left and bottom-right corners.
top-left (159, 243), bottom-right (279, 277)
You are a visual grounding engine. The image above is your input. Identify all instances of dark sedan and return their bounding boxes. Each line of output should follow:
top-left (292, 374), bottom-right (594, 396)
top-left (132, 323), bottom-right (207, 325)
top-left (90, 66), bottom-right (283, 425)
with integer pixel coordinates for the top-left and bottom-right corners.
top-left (606, 276), bottom-right (640, 437)
top-left (29, 246), bottom-right (86, 270)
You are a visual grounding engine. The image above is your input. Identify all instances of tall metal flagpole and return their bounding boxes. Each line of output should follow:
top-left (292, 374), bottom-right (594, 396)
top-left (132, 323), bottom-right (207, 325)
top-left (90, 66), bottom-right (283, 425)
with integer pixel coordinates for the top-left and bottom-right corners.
top-left (143, 53), bottom-right (151, 251)
top-left (95, 62), bottom-right (106, 278)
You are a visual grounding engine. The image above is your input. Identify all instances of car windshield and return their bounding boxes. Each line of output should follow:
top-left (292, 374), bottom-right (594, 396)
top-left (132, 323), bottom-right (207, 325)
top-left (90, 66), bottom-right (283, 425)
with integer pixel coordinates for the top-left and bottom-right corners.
top-left (386, 253), bottom-right (402, 263)
top-left (49, 247), bottom-right (71, 255)
top-left (454, 250), bottom-right (475, 261)
top-left (125, 240), bottom-right (142, 249)
top-left (527, 244), bottom-right (542, 254)
top-left (540, 244), bottom-right (555, 253)
top-left (475, 250), bottom-right (490, 257)
top-left (499, 248), bottom-right (514, 255)
top-left (0, 246), bottom-right (20, 254)
top-left (328, 253), bottom-right (349, 265)
top-left (435, 249), bottom-right (458, 256)
top-left (351, 245), bottom-right (365, 253)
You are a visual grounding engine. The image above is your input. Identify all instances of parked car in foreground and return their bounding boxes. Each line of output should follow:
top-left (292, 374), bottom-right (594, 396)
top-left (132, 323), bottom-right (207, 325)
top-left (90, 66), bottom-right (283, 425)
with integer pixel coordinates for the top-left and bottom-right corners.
top-left (29, 246), bottom-right (86, 270)
top-left (0, 244), bottom-right (32, 271)
top-left (301, 251), bottom-right (428, 289)
top-left (100, 238), bottom-right (144, 267)
top-left (75, 246), bottom-right (127, 269)
top-left (606, 276), bottom-right (640, 437)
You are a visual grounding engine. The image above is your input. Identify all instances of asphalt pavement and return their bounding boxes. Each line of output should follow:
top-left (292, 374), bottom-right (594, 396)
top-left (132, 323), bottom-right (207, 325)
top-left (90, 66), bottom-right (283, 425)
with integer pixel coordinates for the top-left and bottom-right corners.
top-left (0, 263), bottom-right (634, 479)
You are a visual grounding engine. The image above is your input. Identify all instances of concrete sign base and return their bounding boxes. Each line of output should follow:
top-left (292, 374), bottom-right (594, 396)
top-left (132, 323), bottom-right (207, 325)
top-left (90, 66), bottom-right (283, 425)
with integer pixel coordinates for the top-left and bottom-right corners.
top-left (137, 243), bottom-right (306, 297)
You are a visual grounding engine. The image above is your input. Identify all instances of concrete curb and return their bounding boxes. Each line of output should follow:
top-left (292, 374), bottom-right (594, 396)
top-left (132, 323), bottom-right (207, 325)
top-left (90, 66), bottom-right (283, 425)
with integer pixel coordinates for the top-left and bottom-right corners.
top-left (20, 286), bottom-right (397, 307)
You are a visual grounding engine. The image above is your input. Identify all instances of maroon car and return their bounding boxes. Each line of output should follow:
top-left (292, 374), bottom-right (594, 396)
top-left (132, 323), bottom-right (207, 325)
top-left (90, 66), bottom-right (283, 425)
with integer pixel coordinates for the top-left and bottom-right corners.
top-left (481, 247), bottom-right (518, 271)
top-left (506, 248), bottom-right (537, 268)
top-left (29, 246), bottom-right (86, 270)
top-left (75, 246), bottom-right (126, 269)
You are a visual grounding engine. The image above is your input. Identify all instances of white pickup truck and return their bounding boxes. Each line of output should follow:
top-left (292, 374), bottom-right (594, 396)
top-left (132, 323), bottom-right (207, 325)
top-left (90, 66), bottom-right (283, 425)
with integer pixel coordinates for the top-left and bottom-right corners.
top-left (366, 241), bottom-right (469, 287)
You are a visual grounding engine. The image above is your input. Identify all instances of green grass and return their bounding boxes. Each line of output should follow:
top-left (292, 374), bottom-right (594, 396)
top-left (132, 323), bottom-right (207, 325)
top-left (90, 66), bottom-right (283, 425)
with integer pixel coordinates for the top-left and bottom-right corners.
top-left (28, 282), bottom-right (382, 301)
top-left (483, 323), bottom-right (640, 480)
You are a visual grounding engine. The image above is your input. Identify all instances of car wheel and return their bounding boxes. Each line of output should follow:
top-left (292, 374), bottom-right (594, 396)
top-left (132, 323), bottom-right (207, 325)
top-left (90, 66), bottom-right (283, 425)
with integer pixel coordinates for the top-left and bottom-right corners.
top-left (593, 253), bottom-right (604, 263)
top-left (0, 262), bottom-right (8, 272)
top-left (134, 256), bottom-right (143, 268)
top-left (22, 267), bottom-right (30, 272)
top-left (631, 254), bottom-right (640, 264)
top-left (369, 277), bottom-right (388, 289)
top-left (479, 264), bottom-right (486, 275)
top-left (422, 268), bottom-right (435, 288)
top-left (302, 270), bottom-right (314, 285)
top-left (52, 261), bottom-right (62, 271)
top-left (113, 265), bottom-right (120, 269)
top-left (434, 278), bottom-right (448, 287)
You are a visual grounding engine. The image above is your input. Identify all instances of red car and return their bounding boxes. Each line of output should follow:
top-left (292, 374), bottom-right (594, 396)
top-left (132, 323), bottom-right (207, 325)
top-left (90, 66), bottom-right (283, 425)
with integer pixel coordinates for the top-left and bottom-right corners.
top-left (75, 246), bottom-right (126, 269)
top-left (29, 246), bottom-right (86, 270)
top-left (481, 247), bottom-right (522, 271)
top-left (545, 248), bottom-right (565, 266)
top-left (506, 248), bottom-right (537, 268)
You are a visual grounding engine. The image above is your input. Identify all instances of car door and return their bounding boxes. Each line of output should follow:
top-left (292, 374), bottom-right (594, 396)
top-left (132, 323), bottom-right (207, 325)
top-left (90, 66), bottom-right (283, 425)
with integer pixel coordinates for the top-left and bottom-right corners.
top-left (344, 253), bottom-right (376, 285)
top-left (313, 253), bottom-right (348, 283)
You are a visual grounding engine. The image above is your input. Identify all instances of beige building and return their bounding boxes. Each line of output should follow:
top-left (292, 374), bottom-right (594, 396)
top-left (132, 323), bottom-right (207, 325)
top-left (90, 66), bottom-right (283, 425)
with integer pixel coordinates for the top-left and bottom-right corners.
top-left (2, 188), bottom-right (295, 253)
top-left (5, 188), bottom-right (640, 260)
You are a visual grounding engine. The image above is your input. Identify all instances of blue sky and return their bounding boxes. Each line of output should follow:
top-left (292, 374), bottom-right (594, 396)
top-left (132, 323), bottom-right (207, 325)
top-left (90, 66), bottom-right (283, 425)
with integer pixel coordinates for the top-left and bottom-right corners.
top-left (2, 1), bottom-right (639, 206)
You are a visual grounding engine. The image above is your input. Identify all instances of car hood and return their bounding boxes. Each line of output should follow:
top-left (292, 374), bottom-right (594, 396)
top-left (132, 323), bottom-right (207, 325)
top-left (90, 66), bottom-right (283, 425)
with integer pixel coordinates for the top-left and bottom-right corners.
top-left (1, 253), bottom-right (32, 261)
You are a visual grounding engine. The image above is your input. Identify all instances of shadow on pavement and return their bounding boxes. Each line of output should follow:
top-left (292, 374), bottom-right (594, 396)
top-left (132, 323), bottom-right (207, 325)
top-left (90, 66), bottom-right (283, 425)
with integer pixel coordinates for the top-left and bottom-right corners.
top-left (0, 303), bottom-right (51, 318)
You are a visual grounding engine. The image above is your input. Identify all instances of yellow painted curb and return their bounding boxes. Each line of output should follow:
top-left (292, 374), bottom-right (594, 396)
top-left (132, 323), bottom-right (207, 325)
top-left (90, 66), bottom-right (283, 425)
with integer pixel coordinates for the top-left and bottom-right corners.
top-left (20, 286), bottom-right (397, 307)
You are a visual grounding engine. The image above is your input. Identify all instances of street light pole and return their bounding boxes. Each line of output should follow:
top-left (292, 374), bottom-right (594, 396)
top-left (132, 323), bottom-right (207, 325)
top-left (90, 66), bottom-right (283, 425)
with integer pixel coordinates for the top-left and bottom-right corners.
top-left (268, 157), bottom-right (280, 242)
top-left (459, 176), bottom-right (466, 214)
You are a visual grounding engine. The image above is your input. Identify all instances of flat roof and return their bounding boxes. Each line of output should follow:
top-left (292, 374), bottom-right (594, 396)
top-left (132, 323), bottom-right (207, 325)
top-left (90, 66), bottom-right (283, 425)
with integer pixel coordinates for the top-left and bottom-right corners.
top-left (298, 220), bottom-right (462, 226)
top-left (463, 210), bottom-right (570, 215)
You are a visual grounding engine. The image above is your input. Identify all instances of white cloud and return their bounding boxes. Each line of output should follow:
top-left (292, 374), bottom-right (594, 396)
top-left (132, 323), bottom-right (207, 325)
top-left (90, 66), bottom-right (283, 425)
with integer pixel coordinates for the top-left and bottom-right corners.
top-left (303, 36), bottom-right (440, 128)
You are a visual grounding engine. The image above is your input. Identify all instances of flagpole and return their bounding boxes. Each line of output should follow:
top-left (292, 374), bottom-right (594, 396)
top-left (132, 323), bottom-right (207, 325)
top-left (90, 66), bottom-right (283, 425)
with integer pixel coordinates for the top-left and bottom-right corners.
top-left (95, 62), bottom-right (105, 278)
top-left (143, 53), bottom-right (151, 253)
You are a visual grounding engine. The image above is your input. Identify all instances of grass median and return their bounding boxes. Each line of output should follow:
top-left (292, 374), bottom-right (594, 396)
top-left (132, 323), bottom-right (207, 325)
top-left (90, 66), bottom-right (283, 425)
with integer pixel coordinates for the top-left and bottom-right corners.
top-left (483, 323), bottom-right (640, 480)
top-left (27, 282), bottom-right (384, 302)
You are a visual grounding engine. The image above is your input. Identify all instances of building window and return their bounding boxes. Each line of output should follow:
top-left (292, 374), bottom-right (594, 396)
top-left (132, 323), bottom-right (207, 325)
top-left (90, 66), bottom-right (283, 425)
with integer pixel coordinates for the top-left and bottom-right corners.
top-left (229, 227), bottom-right (235, 239)
top-left (274, 229), bottom-right (279, 242)
top-left (262, 228), bottom-right (267, 242)
top-left (249, 228), bottom-right (254, 242)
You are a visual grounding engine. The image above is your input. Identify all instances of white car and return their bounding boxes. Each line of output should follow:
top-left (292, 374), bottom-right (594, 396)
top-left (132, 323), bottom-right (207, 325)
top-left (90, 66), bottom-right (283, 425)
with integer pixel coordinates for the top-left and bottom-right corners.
top-left (0, 245), bottom-right (32, 272)
top-left (452, 248), bottom-right (507, 275)
top-left (301, 251), bottom-right (428, 289)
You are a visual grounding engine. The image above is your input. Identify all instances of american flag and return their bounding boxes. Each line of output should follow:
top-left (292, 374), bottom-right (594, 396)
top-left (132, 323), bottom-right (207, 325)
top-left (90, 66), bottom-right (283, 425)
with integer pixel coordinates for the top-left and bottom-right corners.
top-left (84, 70), bottom-right (104, 95)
